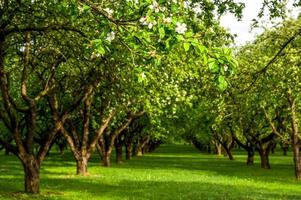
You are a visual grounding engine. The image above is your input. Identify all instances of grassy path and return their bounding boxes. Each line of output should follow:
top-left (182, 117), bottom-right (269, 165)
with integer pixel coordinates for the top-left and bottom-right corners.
top-left (0, 144), bottom-right (300, 200)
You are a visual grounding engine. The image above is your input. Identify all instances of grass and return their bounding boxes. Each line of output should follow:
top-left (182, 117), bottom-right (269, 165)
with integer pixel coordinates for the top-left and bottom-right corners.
top-left (0, 144), bottom-right (300, 200)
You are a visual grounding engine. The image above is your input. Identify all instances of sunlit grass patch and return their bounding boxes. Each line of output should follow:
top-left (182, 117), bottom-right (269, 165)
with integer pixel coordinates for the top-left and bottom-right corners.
top-left (0, 144), bottom-right (300, 200)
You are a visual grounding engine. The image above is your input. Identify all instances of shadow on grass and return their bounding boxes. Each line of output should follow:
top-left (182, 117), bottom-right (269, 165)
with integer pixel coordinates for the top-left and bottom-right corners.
top-left (108, 148), bottom-right (295, 184)
top-left (0, 176), bottom-right (300, 200)
top-left (0, 144), bottom-right (299, 200)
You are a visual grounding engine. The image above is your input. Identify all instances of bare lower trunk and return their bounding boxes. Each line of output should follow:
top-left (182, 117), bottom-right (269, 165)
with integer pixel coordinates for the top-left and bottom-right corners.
top-left (143, 144), bottom-right (149, 154)
top-left (115, 142), bottom-right (122, 164)
top-left (76, 157), bottom-right (88, 175)
top-left (293, 144), bottom-right (301, 179)
top-left (215, 143), bottom-right (222, 156)
top-left (125, 143), bottom-right (132, 160)
top-left (282, 147), bottom-right (288, 156)
top-left (102, 152), bottom-right (111, 167)
top-left (22, 157), bottom-right (40, 193)
top-left (259, 149), bottom-right (270, 169)
top-left (247, 149), bottom-right (254, 166)
top-left (136, 137), bottom-right (149, 156)
top-left (137, 148), bottom-right (143, 156)
top-left (288, 93), bottom-right (301, 179)
top-left (59, 145), bottom-right (66, 156)
top-left (281, 142), bottom-right (289, 156)
top-left (207, 144), bottom-right (211, 154)
top-left (225, 148), bottom-right (234, 160)
top-left (221, 142), bottom-right (234, 160)
top-left (96, 143), bottom-right (103, 157)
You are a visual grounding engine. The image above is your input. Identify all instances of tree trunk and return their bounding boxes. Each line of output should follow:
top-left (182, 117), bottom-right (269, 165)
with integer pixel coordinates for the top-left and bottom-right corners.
top-left (207, 144), bottom-right (211, 154)
top-left (132, 140), bottom-right (138, 157)
top-left (125, 143), bottom-right (132, 160)
top-left (293, 144), bottom-right (301, 179)
top-left (76, 157), bottom-right (88, 175)
top-left (225, 148), bottom-right (234, 160)
top-left (137, 147), bottom-right (143, 156)
top-left (102, 152), bottom-right (111, 167)
top-left (136, 137), bottom-right (149, 156)
top-left (247, 148), bottom-right (254, 166)
top-left (281, 142), bottom-right (289, 156)
top-left (221, 142), bottom-right (234, 160)
top-left (215, 143), bottom-right (222, 156)
top-left (288, 94), bottom-right (301, 179)
top-left (143, 144), bottom-right (149, 154)
top-left (115, 142), bottom-right (123, 164)
top-left (58, 145), bottom-right (66, 156)
top-left (22, 157), bottom-right (40, 193)
top-left (282, 147), bottom-right (288, 156)
top-left (259, 148), bottom-right (271, 169)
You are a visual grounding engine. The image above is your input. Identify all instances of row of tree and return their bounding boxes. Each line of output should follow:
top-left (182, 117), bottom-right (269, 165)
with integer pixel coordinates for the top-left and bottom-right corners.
top-left (183, 16), bottom-right (301, 179)
top-left (1, 0), bottom-right (300, 194)
top-left (0, 0), bottom-right (242, 194)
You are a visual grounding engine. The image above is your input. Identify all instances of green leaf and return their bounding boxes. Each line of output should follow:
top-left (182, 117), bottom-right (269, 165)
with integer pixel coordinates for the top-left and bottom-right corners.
top-left (176, 35), bottom-right (185, 41)
top-left (208, 58), bottom-right (219, 73)
top-left (183, 42), bottom-right (191, 52)
top-left (218, 75), bottom-right (228, 91)
top-left (185, 31), bottom-right (194, 38)
top-left (159, 27), bottom-right (165, 39)
top-left (83, 4), bottom-right (90, 11)
top-left (96, 46), bottom-right (106, 55)
top-left (165, 37), bottom-right (172, 49)
top-left (92, 39), bottom-right (106, 55)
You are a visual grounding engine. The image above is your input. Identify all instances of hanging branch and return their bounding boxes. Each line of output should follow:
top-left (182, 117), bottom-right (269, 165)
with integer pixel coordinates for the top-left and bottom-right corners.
top-left (242, 27), bottom-right (301, 92)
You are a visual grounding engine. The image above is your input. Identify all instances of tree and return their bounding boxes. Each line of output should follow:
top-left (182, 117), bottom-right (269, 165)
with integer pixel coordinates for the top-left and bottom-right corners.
top-left (235, 16), bottom-right (301, 176)
top-left (0, 0), bottom-right (95, 192)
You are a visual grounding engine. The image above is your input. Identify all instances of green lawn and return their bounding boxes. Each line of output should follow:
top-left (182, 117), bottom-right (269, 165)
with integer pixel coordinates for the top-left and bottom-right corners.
top-left (0, 144), bottom-right (300, 200)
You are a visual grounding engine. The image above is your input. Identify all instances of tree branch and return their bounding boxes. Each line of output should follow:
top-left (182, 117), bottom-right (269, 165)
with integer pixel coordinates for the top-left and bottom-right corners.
top-left (0, 138), bottom-right (18, 155)
top-left (241, 27), bottom-right (301, 92)
top-left (4, 24), bottom-right (86, 37)
top-left (262, 106), bottom-right (283, 138)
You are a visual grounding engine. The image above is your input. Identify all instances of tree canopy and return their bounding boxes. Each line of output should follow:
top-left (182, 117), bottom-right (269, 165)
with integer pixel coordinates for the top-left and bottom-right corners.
top-left (1, 0), bottom-right (301, 194)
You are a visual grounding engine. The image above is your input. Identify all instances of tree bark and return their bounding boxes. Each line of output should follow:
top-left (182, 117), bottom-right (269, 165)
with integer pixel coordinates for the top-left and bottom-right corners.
top-left (247, 148), bottom-right (255, 166)
top-left (115, 141), bottom-right (123, 164)
top-left (59, 146), bottom-right (66, 156)
top-left (136, 137), bottom-right (149, 156)
top-left (215, 143), bottom-right (222, 156)
top-left (98, 135), bottom-right (114, 167)
top-left (76, 157), bottom-right (88, 175)
top-left (259, 148), bottom-right (271, 169)
top-left (22, 157), bottom-right (40, 193)
top-left (293, 144), bottom-right (301, 179)
top-left (288, 94), bottom-right (301, 179)
top-left (125, 143), bottom-right (132, 160)
top-left (136, 144), bottom-right (143, 156)
top-left (225, 148), bottom-right (234, 160)
top-left (102, 152), bottom-right (111, 167)
top-left (98, 113), bottom-right (140, 166)
top-left (220, 139), bottom-right (235, 160)
top-left (207, 144), bottom-right (211, 154)
top-left (282, 147), bottom-right (288, 156)
top-left (132, 140), bottom-right (138, 157)
top-left (143, 144), bottom-right (149, 154)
